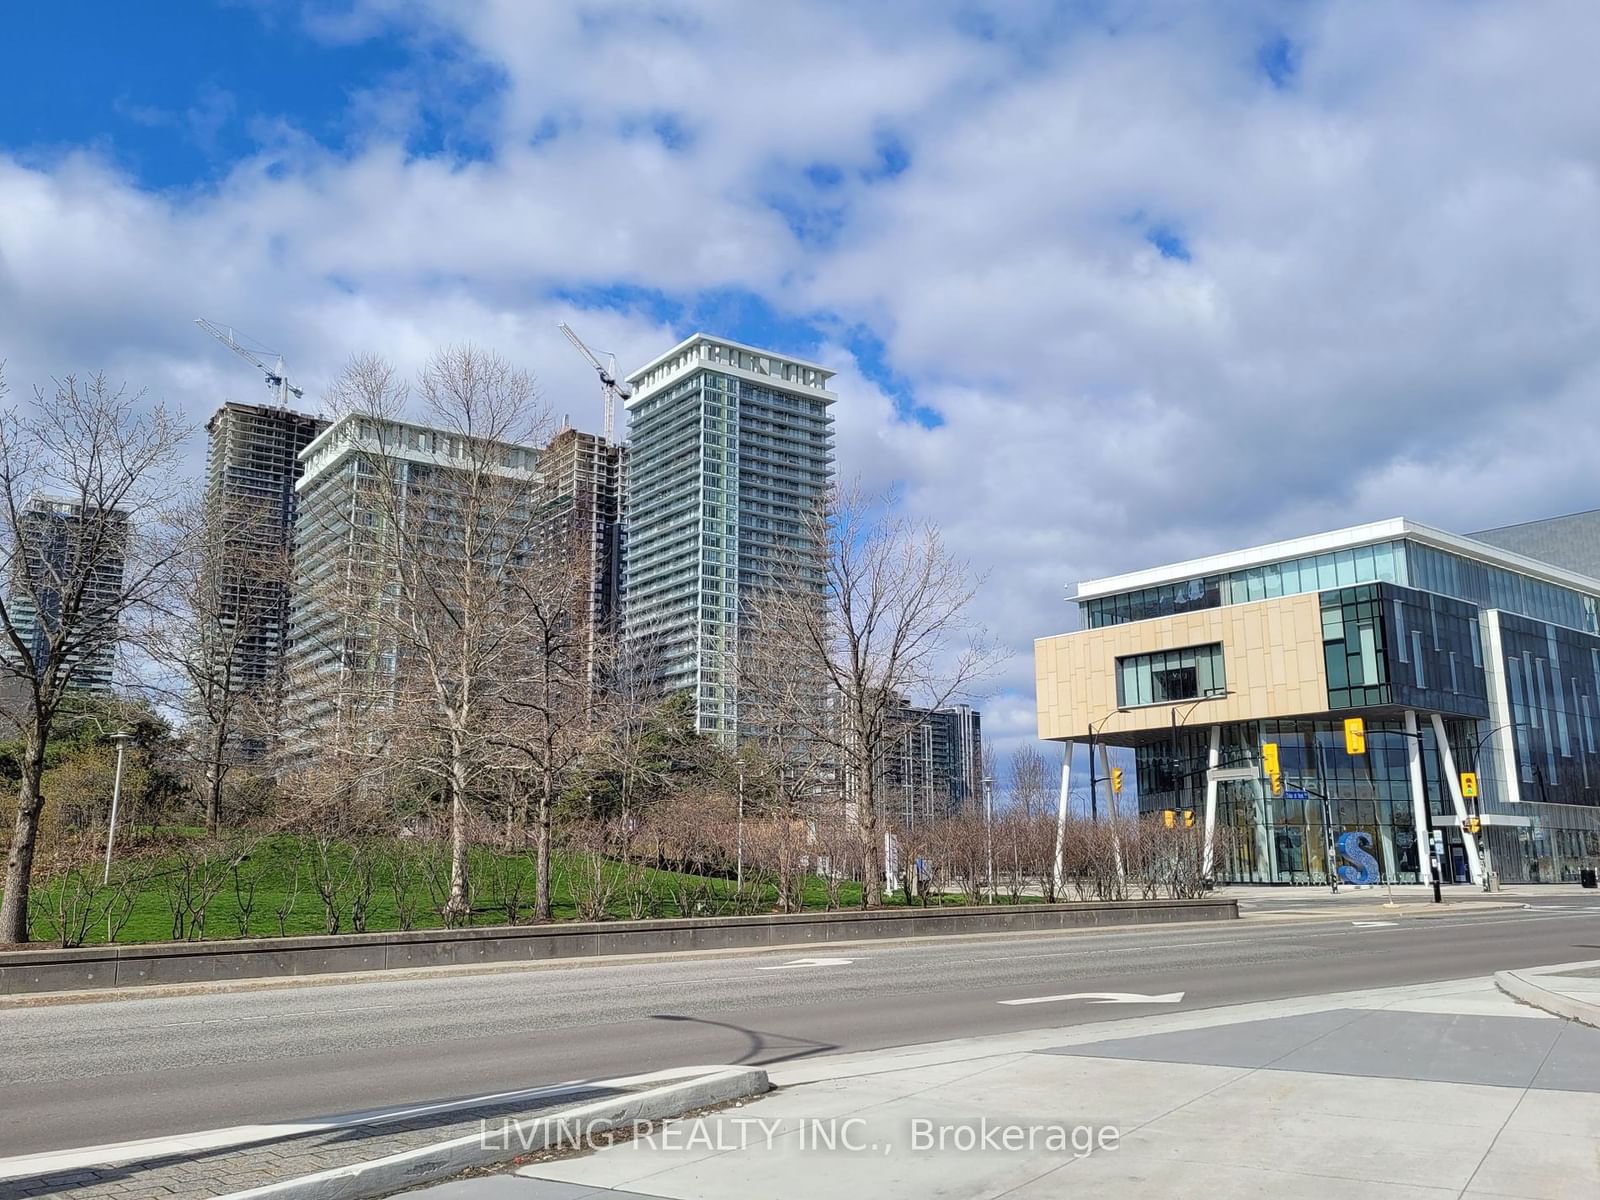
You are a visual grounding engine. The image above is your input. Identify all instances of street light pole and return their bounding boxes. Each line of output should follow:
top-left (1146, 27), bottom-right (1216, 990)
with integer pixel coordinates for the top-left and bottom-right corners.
top-left (1312, 736), bottom-right (1339, 895)
top-left (983, 774), bottom-right (995, 901)
top-left (102, 731), bottom-right (133, 886)
top-left (1084, 707), bottom-right (1125, 824)
top-left (736, 764), bottom-right (745, 896)
top-left (1466, 721), bottom-right (1527, 892)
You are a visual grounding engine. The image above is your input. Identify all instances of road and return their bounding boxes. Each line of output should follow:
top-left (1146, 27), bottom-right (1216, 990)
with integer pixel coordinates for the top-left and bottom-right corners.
top-left (4, 899), bottom-right (1599, 1158)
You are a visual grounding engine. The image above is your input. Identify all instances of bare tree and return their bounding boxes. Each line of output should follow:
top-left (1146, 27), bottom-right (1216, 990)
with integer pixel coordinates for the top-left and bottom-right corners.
top-left (0, 367), bottom-right (190, 944)
top-left (589, 631), bottom-right (669, 829)
top-left (494, 529), bottom-right (595, 922)
top-left (290, 347), bottom-right (553, 925)
top-left (141, 496), bottom-right (290, 835)
top-left (748, 483), bottom-right (998, 906)
top-left (1009, 744), bottom-right (1049, 820)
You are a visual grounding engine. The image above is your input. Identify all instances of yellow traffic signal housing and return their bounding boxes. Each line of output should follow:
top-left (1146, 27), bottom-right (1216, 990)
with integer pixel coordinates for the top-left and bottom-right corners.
top-left (1270, 772), bottom-right (1283, 797)
top-left (1460, 772), bottom-right (1479, 799)
top-left (1343, 717), bottom-right (1366, 755)
top-left (1464, 816), bottom-right (1482, 835)
top-left (1162, 810), bottom-right (1175, 828)
top-left (1111, 767), bottom-right (1124, 794)
top-left (1183, 810), bottom-right (1195, 828)
top-left (1261, 742), bottom-right (1279, 776)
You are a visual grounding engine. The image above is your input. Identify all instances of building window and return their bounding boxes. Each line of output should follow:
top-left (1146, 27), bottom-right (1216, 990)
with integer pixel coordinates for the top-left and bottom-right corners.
top-left (1116, 643), bottom-right (1225, 707)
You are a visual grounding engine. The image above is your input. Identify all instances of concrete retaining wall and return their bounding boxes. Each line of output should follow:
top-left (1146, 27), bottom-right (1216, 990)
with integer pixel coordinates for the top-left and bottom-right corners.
top-left (0, 897), bottom-right (1236, 996)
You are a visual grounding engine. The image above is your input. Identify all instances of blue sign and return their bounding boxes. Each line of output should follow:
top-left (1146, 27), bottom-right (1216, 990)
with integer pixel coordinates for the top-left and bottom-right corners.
top-left (1336, 830), bottom-right (1381, 885)
top-left (1283, 788), bottom-right (1309, 800)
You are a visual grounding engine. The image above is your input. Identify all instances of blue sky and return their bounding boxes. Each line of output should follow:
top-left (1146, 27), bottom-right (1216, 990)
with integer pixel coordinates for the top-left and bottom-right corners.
top-left (5, 0), bottom-right (1600, 791)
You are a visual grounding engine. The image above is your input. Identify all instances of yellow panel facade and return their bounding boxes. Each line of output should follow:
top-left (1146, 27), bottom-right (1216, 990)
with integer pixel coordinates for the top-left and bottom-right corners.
top-left (1034, 592), bottom-right (1331, 741)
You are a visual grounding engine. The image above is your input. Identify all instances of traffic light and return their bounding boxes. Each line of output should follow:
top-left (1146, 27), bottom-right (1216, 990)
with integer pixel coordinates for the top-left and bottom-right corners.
top-left (1460, 772), bottom-right (1479, 799)
top-left (1111, 767), bottom-right (1124, 794)
top-left (1183, 810), bottom-right (1195, 828)
top-left (1162, 810), bottom-right (1176, 828)
top-left (1343, 717), bottom-right (1366, 755)
top-left (1270, 772), bottom-right (1283, 797)
top-left (1464, 816), bottom-right (1482, 835)
top-left (1262, 742), bottom-right (1280, 777)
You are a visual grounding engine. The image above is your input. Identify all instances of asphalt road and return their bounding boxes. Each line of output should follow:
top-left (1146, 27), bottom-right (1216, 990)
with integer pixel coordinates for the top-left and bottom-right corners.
top-left (5, 899), bottom-right (1600, 1158)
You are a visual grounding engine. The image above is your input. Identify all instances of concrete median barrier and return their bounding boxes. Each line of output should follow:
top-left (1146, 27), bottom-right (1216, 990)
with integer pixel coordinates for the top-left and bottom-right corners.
top-left (0, 897), bottom-right (1237, 996)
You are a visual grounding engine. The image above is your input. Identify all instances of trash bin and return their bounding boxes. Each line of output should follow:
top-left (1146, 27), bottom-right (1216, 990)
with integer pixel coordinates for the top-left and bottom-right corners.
top-left (1581, 867), bottom-right (1598, 890)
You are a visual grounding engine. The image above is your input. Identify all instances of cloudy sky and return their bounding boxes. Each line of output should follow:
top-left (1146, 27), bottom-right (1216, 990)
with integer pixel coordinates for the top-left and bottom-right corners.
top-left (4, 0), bottom-right (1600, 759)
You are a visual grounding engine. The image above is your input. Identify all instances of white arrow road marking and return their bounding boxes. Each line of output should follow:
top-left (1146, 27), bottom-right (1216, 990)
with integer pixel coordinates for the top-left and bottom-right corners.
top-left (757, 956), bottom-right (856, 970)
top-left (1351, 921), bottom-right (1398, 927)
top-left (997, 991), bottom-right (1185, 1006)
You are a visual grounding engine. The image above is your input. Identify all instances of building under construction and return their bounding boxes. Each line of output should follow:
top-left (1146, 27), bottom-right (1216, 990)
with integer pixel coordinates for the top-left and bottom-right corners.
top-left (204, 401), bottom-right (329, 726)
top-left (539, 426), bottom-right (627, 685)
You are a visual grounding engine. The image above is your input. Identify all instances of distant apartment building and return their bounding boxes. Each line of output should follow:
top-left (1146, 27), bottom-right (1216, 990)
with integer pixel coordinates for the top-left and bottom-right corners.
top-left (885, 701), bottom-right (985, 826)
top-left (623, 335), bottom-right (836, 735)
top-left (4, 497), bottom-right (129, 695)
top-left (203, 402), bottom-right (329, 710)
top-left (539, 427), bottom-right (626, 684)
top-left (286, 414), bottom-right (542, 741)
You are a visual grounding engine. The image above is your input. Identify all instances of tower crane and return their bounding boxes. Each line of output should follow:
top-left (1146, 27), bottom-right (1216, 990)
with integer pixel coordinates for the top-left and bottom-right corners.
top-left (558, 322), bottom-right (632, 444)
top-left (195, 318), bottom-right (303, 407)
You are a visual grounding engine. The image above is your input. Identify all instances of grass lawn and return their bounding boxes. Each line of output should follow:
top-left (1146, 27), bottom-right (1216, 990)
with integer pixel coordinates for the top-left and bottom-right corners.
top-left (20, 833), bottom-right (892, 946)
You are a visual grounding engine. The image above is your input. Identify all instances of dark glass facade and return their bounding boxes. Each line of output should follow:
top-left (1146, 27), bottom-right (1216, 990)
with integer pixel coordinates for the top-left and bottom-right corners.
top-left (1408, 544), bottom-right (1596, 633)
top-left (1498, 613), bottom-right (1600, 809)
top-left (1321, 584), bottom-right (1489, 717)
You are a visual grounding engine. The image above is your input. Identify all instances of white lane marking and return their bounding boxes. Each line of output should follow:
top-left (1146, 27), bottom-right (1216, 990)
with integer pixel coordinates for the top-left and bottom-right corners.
top-left (998, 991), bottom-right (1185, 1007)
top-left (1352, 921), bottom-right (1398, 927)
top-left (757, 957), bottom-right (856, 970)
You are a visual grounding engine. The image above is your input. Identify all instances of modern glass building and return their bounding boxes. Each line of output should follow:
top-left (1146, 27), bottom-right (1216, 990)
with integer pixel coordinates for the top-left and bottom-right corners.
top-left (1036, 517), bottom-right (1600, 885)
top-left (286, 414), bottom-right (541, 743)
top-left (623, 334), bottom-right (835, 736)
top-left (4, 496), bottom-right (129, 695)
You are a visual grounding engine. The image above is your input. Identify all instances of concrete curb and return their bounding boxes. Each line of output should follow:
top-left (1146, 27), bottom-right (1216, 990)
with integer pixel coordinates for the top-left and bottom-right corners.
top-left (1495, 961), bottom-right (1600, 1029)
top-left (216, 1064), bottom-right (769, 1200)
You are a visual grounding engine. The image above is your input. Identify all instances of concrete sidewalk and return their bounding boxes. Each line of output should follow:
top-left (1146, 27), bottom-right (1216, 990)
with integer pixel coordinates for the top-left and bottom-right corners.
top-left (0, 1066), bottom-right (766, 1200)
top-left (424, 975), bottom-right (1600, 1200)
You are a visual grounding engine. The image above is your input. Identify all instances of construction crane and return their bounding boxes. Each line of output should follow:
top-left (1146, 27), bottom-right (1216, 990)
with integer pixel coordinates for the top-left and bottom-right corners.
top-left (558, 322), bottom-right (632, 444)
top-left (195, 318), bottom-right (303, 407)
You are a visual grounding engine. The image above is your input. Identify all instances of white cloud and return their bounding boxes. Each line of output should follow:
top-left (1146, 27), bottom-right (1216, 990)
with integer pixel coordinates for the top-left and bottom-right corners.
top-left (5, 0), bottom-right (1600, 760)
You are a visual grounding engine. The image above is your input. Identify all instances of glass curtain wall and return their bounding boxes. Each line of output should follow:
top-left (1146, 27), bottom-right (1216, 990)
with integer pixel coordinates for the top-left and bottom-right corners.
top-left (1085, 539), bottom-right (1599, 634)
top-left (1211, 718), bottom-right (1424, 885)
